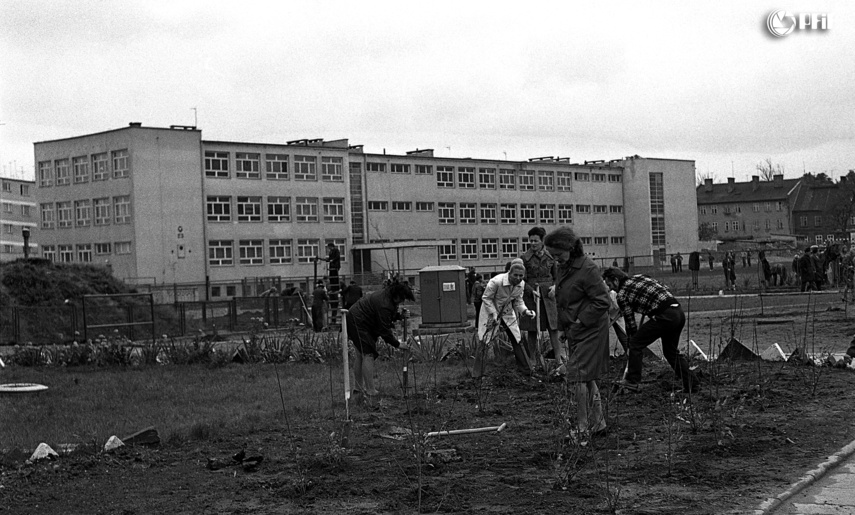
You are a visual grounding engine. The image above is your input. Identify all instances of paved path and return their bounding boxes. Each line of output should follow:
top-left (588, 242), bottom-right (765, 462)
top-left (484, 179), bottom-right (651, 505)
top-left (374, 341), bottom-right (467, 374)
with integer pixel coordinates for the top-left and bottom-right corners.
top-left (758, 440), bottom-right (855, 514)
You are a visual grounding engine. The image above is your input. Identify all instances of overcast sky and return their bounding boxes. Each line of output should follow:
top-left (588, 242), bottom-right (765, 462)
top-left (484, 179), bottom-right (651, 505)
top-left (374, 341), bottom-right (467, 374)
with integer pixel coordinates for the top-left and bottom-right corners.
top-left (1, 1), bottom-right (853, 183)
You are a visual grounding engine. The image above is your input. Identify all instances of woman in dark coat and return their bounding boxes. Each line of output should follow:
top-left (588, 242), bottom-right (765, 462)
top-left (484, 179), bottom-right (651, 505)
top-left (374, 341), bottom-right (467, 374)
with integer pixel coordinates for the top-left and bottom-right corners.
top-left (544, 227), bottom-right (611, 438)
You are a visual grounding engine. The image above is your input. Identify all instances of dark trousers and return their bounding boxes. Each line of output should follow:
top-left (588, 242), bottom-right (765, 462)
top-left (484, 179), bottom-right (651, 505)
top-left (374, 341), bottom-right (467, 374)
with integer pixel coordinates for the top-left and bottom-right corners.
top-left (312, 305), bottom-right (325, 332)
top-left (626, 306), bottom-right (697, 391)
top-left (328, 269), bottom-right (340, 323)
top-left (474, 300), bottom-right (482, 328)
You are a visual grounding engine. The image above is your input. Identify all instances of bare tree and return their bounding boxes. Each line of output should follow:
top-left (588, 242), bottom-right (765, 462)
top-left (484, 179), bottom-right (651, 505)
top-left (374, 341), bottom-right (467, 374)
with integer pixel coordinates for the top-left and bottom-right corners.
top-left (756, 158), bottom-right (784, 181)
top-left (696, 170), bottom-right (714, 187)
top-left (830, 170), bottom-right (855, 235)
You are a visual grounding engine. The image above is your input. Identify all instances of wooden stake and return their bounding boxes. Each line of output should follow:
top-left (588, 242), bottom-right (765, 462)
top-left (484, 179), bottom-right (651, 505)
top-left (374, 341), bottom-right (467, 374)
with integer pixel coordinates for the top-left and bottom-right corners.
top-left (425, 422), bottom-right (507, 438)
top-left (340, 309), bottom-right (350, 420)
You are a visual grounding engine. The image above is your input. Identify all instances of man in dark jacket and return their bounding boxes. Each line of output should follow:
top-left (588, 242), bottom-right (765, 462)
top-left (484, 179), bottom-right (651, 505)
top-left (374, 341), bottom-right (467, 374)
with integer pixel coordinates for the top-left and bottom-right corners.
top-left (688, 251), bottom-right (701, 290)
top-left (311, 280), bottom-right (329, 332)
top-left (799, 247), bottom-right (816, 292)
top-left (340, 280), bottom-right (364, 310)
top-left (345, 280), bottom-right (414, 401)
top-left (603, 267), bottom-right (700, 394)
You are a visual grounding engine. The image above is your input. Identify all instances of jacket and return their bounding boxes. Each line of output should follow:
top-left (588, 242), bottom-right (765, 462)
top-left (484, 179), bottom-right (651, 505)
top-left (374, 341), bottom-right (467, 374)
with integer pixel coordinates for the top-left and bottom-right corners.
top-left (477, 273), bottom-right (527, 342)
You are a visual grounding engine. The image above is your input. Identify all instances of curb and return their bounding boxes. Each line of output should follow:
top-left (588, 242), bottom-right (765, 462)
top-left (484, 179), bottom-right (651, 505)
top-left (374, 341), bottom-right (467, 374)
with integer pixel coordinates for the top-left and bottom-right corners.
top-left (754, 438), bottom-right (855, 514)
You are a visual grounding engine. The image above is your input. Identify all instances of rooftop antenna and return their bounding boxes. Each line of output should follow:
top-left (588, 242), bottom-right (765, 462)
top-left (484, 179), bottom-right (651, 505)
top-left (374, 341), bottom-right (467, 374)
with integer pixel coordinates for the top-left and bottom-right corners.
top-left (446, 146), bottom-right (451, 156)
top-left (191, 107), bottom-right (197, 128)
top-left (731, 161), bottom-right (734, 178)
top-left (503, 151), bottom-right (507, 160)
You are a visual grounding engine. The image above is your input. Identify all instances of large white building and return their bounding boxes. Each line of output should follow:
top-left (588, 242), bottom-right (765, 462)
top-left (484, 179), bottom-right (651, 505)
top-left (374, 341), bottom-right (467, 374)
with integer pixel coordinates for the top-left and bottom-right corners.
top-left (31, 123), bottom-right (698, 298)
top-left (0, 177), bottom-right (38, 261)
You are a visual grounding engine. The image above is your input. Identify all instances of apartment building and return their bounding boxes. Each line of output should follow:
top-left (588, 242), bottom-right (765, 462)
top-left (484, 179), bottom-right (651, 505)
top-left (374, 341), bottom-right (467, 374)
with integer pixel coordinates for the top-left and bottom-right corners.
top-left (0, 177), bottom-right (38, 261)
top-left (33, 123), bottom-right (698, 296)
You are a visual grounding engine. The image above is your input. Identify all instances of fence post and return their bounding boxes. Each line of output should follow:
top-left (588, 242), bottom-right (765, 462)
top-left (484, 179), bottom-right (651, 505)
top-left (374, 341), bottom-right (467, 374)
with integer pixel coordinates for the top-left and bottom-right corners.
top-left (230, 298), bottom-right (237, 331)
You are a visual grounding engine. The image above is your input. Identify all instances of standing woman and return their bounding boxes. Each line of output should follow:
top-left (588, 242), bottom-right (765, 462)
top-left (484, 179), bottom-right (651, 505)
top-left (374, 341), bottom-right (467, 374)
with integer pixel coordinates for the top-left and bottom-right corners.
top-left (520, 227), bottom-right (564, 363)
top-left (477, 259), bottom-right (535, 374)
top-left (544, 227), bottom-right (611, 438)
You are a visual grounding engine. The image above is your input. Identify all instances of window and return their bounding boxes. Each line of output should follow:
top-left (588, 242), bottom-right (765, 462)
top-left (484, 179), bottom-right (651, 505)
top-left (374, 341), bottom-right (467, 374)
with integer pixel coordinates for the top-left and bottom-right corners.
top-left (2, 223), bottom-right (12, 234)
top-left (75, 200), bottom-right (91, 227)
top-left (59, 244), bottom-right (73, 263)
top-left (592, 173), bottom-right (605, 182)
top-left (580, 237), bottom-right (592, 245)
top-left (500, 203), bottom-right (517, 224)
top-left (92, 153), bottom-right (109, 181)
top-left (520, 204), bottom-right (536, 224)
top-left (209, 240), bottom-right (233, 266)
top-left (481, 238), bottom-right (498, 259)
top-left (608, 174), bottom-right (622, 182)
top-left (57, 201), bottom-right (73, 228)
top-left (557, 171), bottom-right (572, 191)
top-left (777, 219), bottom-right (784, 230)
top-left (265, 154), bottom-right (289, 180)
top-left (39, 161), bottom-right (53, 187)
top-left (753, 220), bottom-right (760, 231)
top-left (501, 238), bottom-right (519, 258)
top-left (711, 206), bottom-right (718, 214)
top-left (438, 203), bottom-right (456, 224)
top-left (827, 234), bottom-right (835, 242)
top-left (76, 244), bottom-right (92, 263)
top-left (776, 201), bottom-right (783, 212)
top-left (459, 203), bottom-right (476, 224)
top-left (539, 204), bottom-right (555, 224)
top-left (594, 237), bottom-right (608, 245)
top-left (207, 196), bottom-right (231, 222)
top-left (460, 239), bottom-right (478, 260)
top-left (415, 164), bottom-right (432, 174)
top-left (611, 236), bottom-right (624, 244)
top-left (55, 159), bottom-right (71, 185)
top-left (19, 184), bottom-right (28, 196)
top-left (593, 205), bottom-right (607, 214)
top-left (814, 215), bottom-right (822, 227)
top-left (41, 203), bottom-right (55, 229)
top-left (95, 243), bottom-right (112, 255)
top-left (765, 219), bottom-right (771, 230)
top-left (294, 155), bottom-right (317, 180)
top-left (392, 201), bottom-right (412, 211)
top-left (518, 170), bottom-right (535, 191)
top-left (366, 162), bottom-right (386, 172)
top-left (724, 222), bottom-right (730, 233)
top-left (235, 153), bottom-right (260, 179)
top-left (415, 202), bottom-right (434, 211)
top-left (610, 205), bottom-right (623, 214)
top-left (537, 170), bottom-right (554, 191)
top-left (239, 240), bottom-right (264, 265)
top-left (114, 196), bottom-right (131, 224)
top-left (237, 196), bottom-right (262, 222)
top-left (764, 202), bottom-right (772, 212)
top-left (499, 169), bottom-right (515, 189)
top-left (800, 216), bottom-right (808, 227)
top-left (457, 167), bottom-right (475, 188)
top-left (0, 182), bottom-right (8, 192)
top-left (323, 197), bottom-right (345, 222)
top-left (479, 168), bottom-right (496, 189)
top-left (816, 235), bottom-right (823, 244)
top-left (480, 203), bottom-right (497, 224)
top-left (322, 157), bottom-right (343, 181)
top-left (723, 206), bottom-right (731, 215)
top-left (700, 207), bottom-right (707, 215)
top-left (390, 163), bottom-right (409, 174)
top-left (267, 196), bottom-right (291, 222)
top-left (753, 203), bottom-right (760, 212)
top-left (72, 156), bottom-right (89, 183)
top-left (205, 151), bottom-right (229, 178)
top-left (2, 202), bottom-right (10, 213)
top-left (574, 172), bottom-right (589, 181)
top-left (558, 204), bottom-right (573, 224)
top-left (735, 205), bottom-right (742, 213)
top-left (21, 205), bottom-right (31, 217)
top-left (368, 201), bottom-right (388, 211)
top-left (111, 149), bottom-right (129, 178)
top-left (439, 240), bottom-right (457, 261)
top-left (576, 204), bottom-right (591, 214)
top-left (437, 166), bottom-right (454, 187)
top-left (296, 239), bottom-right (320, 263)
top-left (295, 197), bottom-right (318, 222)
top-left (42, 245), bottom-right (56, 261)
top-left (115, 241), bottom-right (132, 255)
top-left (268, 239), bottom-right (292, 264)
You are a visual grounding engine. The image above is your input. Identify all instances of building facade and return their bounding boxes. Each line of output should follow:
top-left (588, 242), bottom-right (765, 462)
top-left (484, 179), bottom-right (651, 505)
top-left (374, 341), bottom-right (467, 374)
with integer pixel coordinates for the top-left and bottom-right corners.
top-left (0, 177), bottom-right (38, 261)
top-left (32, 123), bottom-right (698, 298)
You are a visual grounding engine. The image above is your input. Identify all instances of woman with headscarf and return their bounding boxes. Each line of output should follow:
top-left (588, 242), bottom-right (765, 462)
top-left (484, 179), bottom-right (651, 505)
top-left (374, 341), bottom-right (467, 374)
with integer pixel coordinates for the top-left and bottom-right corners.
top-left (477, 258), bottom-right (535, 374)
top-left (544, 227), bottom-right (611, 439)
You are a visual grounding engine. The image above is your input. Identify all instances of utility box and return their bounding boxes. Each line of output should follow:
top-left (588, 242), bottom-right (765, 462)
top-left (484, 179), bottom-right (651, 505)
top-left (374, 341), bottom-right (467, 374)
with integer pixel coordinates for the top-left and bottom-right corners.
top-left (418, 265), bottom-right (467, 325)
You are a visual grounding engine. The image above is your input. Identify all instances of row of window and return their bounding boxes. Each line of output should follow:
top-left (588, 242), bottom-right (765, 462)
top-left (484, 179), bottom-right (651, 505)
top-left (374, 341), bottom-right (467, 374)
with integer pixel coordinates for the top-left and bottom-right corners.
top-left (38, 150), bottom-right (129, 187)
top-left (367, 203), bottom-right (622, 225)
top-left (437, 236), bottom-right (626, 261)
top-left (700, 201), bottom-right (784, 215)
top-left (41, 242), bottom-right (132, 263)
top-left (2, 203), bottom-right (33, 217)
top-left (40, 197), bottom-right (132, 229)
top-left (208, 239), bottom-right (345, 267)
top-left (716, 219), bottom-right (786, 232)
top-left (801, 215), bottom-right (829, 228)
top-left (424, 167), bottom-right (621, 191)
top-left (206, 196), bottom-right (344, 223)
top-left (1, 182), bottom-right (31, 196)
top-left (205, 151), bottom-right (344, 182)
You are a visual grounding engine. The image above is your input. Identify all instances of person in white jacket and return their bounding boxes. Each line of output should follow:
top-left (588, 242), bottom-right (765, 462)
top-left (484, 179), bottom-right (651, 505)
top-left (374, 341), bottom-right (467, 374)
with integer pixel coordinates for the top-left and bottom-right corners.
top-left (477, 259), bottom-right (535, 373)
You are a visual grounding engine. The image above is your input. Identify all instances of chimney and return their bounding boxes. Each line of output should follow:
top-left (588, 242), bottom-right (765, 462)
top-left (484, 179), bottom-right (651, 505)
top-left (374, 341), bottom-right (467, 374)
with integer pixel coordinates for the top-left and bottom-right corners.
top-left (773, 174), bottom-right (784, 188)
top-left (704, 178), bottom-right (713, 192)
top-left (727, 177), bottom-right (735, 192)
top-left (129, 122), bottom-right (142, 128)
top-left (752, 175), bottom-right (759, 191)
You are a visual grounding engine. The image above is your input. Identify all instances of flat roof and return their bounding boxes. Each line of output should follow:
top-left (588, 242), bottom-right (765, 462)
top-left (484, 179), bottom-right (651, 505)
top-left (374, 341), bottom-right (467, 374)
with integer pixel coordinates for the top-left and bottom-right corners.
top-left (352, 240), bottom-right (453, 250)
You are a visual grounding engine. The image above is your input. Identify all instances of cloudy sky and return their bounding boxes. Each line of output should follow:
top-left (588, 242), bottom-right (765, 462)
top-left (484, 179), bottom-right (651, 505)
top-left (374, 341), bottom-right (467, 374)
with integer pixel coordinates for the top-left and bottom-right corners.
top-left (1, 1), bottom-right (853, 182)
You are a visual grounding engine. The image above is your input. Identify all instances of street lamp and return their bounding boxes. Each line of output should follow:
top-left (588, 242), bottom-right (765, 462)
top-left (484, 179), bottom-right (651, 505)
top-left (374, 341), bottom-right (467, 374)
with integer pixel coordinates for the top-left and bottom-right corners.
top-left (21, 226), bottom-right (30, 259)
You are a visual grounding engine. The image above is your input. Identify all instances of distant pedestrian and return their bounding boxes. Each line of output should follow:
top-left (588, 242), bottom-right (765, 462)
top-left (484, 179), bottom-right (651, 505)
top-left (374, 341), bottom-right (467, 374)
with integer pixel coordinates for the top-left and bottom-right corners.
top-left (670, 254), bottom-right (677, 273)
top-left (741, 250), bottom-right (747, 268)
top-left (759, 250), bottom-right (772, 287)
top-left (723, 251), bottom-right (736, 290)
top-left (707, 251), bottom-right (714, 271)
top-left (746, 249), bottom-right (753, 267)
top-left (311, 280), bottom-right (329, 332)
top-left (688, 251), bottom-right (701, 289)
top-left (471, 274), bottom-right (485, 328)
top-left (799, 247), bottom-right (816, 292)
top-left (843, 246), bottom-right (855, 302)
top-left (676, 252), bottom-right (683, 272)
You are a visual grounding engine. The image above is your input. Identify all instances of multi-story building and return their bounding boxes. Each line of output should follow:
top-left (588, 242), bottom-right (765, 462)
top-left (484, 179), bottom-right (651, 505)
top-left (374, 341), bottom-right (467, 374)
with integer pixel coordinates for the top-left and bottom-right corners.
top-left (0, 177), bottom-right (38, 261)
top-left (33, 123), bottom-right (698, 298)
top-left (696, 174), bottom-right (801, 241)
top-left (789, 175), bottom-right (855, 246)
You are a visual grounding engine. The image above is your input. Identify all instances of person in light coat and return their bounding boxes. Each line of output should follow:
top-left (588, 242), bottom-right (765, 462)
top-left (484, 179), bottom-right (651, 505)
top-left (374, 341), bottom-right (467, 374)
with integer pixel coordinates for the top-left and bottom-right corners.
top-left (477, 259), bottom-right (535, 373)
